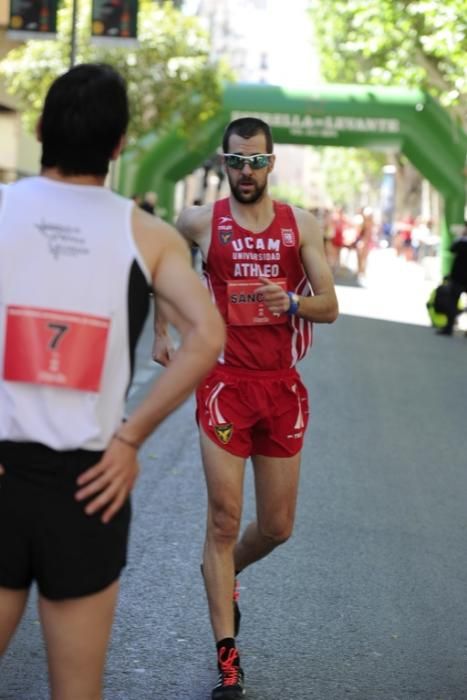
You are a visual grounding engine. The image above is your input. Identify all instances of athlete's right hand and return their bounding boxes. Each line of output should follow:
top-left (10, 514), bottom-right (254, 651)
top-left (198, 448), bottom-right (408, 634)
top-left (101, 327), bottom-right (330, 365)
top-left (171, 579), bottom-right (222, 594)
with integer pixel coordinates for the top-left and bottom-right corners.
top-left (74, 439), bottom-right (140, 523)
top-left (0, 464), bottom-right (4, 475)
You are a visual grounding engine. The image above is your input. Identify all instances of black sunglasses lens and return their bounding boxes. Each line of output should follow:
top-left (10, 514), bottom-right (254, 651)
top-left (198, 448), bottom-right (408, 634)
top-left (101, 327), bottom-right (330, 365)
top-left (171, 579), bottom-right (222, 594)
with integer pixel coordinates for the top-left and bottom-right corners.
top-left (225, 156), bottom-right (243, 169)
top-left (251, 155), bottom-right (269, 169)
top-left (225, 155), bottom-right (270, 169)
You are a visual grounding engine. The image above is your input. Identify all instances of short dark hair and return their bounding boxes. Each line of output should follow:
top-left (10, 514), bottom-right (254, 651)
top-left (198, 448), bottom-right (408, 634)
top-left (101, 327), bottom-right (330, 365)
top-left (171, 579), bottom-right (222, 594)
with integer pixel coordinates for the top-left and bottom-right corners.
top-left (222, 117), bottom-right (273, 153)
top-left (40, 63), bottom-right (129, 176)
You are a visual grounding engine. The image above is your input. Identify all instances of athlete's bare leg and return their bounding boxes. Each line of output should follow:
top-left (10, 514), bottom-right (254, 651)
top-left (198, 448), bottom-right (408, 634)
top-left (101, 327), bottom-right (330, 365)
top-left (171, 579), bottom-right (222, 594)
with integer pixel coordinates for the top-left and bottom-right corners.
top-left (200, 429), bottom-right (246, 642)
top-left (234, 452), bottom-right (301, 573)
top-left (39, 580), bottom-right (119, 700)
top-left (0, 586), bottom-right (29, 655)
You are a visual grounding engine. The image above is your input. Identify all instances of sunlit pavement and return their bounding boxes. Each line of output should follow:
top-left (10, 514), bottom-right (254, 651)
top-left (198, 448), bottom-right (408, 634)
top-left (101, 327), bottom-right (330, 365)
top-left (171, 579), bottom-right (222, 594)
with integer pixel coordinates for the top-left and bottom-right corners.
top-left (2, 258), bottom-right (467, 699)
top-left (334, 245), bottom-right (441, 327)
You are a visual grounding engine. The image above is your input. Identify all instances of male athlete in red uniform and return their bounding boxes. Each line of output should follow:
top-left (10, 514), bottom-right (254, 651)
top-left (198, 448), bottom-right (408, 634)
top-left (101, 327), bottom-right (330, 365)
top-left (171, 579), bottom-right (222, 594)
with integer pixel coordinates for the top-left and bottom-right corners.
top-left (154, 117), bottom-right (338, 699)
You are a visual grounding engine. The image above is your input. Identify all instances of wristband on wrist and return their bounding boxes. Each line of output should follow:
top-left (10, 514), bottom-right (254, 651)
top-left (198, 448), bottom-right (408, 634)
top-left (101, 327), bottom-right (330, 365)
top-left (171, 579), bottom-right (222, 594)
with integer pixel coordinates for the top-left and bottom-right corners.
top-left (287, 291), bottom-right (300, 316)
top-left (113, 432), bottom-right (141, 450)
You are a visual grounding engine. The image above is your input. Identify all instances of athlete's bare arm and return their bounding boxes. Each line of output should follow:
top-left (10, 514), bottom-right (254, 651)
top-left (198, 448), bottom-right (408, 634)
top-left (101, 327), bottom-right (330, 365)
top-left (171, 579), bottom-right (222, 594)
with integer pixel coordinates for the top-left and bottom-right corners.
top-left (256, 207), bottom-right (339, 322)
top-left (132, 205), bottom-right (224, 405)
top-left (294, 207), bottom-right (339, 322)
top-left (76, 206), bottom-right (225, 522)
top-left (152, 203), bottom-right (213, 365)
top-left (152, 295), bottom-right (178, 366)
top-left (176, 203), bottom-right (213, 257)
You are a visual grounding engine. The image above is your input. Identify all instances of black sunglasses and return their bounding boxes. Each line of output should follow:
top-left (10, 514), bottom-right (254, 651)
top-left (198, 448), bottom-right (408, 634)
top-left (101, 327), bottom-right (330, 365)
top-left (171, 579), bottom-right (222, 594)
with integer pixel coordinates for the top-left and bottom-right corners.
top-left (223, 153), bottom-right (273, 170)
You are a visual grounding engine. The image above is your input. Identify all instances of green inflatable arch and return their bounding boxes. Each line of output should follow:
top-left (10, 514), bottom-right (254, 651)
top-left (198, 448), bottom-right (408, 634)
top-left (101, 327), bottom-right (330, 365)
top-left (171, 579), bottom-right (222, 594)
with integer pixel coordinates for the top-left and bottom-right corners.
top-left (118, 83), bottom-right (467, 274)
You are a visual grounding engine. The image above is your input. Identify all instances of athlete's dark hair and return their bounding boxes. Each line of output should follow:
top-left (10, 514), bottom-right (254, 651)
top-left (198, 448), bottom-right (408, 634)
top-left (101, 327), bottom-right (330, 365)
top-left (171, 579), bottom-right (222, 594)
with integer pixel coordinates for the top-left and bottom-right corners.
top-left (40, 63), bottom-right (129, 176)
top-left (222, 117), bottom-right (273, 153)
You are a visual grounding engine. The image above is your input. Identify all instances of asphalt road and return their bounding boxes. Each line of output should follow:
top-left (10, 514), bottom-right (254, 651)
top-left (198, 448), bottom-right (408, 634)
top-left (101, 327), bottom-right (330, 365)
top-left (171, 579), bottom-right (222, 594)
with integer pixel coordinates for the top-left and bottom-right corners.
top-left (2, 265), bottom-right (467, 699)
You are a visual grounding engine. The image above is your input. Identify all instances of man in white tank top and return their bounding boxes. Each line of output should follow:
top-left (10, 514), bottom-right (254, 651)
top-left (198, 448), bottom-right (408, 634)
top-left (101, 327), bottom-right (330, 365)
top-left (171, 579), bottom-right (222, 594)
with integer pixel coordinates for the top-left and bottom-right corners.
top-left (0, 63), bottom-right (225, 699)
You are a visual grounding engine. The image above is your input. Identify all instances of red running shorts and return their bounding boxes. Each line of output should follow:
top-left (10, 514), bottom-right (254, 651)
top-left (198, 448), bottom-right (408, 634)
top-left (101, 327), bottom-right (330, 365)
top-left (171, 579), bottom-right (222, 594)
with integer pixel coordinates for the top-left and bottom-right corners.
top-left (196, 365), bottom-right (309, 458)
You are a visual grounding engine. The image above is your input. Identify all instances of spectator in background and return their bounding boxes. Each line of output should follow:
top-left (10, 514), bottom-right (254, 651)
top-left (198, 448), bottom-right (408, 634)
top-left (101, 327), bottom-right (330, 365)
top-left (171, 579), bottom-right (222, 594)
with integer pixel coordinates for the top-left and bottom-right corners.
top-left (394, 214), bottom-right (415, 260)
top-left (437, 221), bottom-right (467, 336)
top-left (312, 207), bottom-right (333, 264)
top-left (190, 199), bottom-right (203, 266)
top-left (329, 206), bottom-right (347, 271)
top-left (140, 191), bottom-right (158, 215)
top-left (354, 207), bottom-right (374, 278)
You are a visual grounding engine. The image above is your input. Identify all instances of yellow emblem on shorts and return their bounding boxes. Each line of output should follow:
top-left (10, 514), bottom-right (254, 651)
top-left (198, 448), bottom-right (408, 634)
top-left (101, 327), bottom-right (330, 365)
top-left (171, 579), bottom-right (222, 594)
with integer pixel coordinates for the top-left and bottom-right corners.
top-left (214, 423), bottom-right (233, 444)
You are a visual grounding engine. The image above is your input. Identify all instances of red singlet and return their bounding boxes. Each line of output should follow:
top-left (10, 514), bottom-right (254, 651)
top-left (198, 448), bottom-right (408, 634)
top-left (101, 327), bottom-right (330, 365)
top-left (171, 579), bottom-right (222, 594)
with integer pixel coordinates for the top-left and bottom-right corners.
top-left (203, 198), bottom-right (313, 370)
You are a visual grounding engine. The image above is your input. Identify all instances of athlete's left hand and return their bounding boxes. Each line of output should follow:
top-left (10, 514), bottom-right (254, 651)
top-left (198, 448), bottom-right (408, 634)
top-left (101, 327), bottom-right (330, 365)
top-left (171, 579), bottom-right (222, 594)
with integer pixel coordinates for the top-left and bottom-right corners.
top-left (75, 439), bottom-right (140, 523)
top-left (256, 277), bottom-right (290, 315)
top-left (152, 327), bottom-right (176, 366)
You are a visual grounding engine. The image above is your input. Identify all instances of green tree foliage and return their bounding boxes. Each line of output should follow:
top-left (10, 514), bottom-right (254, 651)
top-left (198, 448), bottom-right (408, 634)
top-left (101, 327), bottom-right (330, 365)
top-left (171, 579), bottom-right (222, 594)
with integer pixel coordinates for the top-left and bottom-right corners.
top-left (308, 0), bottom-right (467, 127)
top-left (269, 183), bottom-right (308, 208)
top-left (0, 0), bottom-right (231, 142)
top-left (319, 147), bottom-right (386, 208)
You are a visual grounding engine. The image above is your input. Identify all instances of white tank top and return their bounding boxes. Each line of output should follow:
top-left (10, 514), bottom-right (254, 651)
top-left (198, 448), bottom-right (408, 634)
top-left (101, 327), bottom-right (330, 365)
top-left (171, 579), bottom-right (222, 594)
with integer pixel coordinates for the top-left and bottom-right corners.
top-left (0, 176), bottom-right (152, 450)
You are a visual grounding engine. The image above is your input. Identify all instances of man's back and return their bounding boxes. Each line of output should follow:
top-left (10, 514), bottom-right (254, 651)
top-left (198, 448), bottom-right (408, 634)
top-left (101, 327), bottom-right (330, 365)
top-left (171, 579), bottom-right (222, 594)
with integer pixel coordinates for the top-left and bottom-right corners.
top-left (0, 176), bottom-right (150, 450)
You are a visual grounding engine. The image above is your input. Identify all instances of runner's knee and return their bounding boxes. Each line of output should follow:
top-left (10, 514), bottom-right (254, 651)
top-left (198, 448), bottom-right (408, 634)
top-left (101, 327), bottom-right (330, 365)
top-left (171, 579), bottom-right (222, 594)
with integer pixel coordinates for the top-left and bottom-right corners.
top-left (259, 518), bottom-right (294, 545)
top-left (208, 504), bottom-right (242, 543)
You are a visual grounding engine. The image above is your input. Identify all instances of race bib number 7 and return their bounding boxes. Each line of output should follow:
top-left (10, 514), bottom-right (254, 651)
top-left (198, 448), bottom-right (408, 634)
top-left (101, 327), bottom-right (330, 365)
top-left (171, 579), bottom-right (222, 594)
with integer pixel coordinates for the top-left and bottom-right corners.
top-left (3, 306), bottom-right (110, 392)
top-left (227, 278), bottom-right (288, 326)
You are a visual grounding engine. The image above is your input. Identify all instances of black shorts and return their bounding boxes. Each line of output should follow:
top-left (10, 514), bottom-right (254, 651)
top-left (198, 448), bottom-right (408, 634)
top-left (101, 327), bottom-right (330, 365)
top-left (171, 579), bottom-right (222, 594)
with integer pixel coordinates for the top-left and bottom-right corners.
top-left (0, 441), bottom-right (131, 600)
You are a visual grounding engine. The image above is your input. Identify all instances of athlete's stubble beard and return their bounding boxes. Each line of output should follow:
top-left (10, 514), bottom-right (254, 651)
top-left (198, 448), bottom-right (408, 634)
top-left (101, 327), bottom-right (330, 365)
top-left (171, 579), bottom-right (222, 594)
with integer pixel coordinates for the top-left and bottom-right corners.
top-left (228, 172), bottom-right (268, 204)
